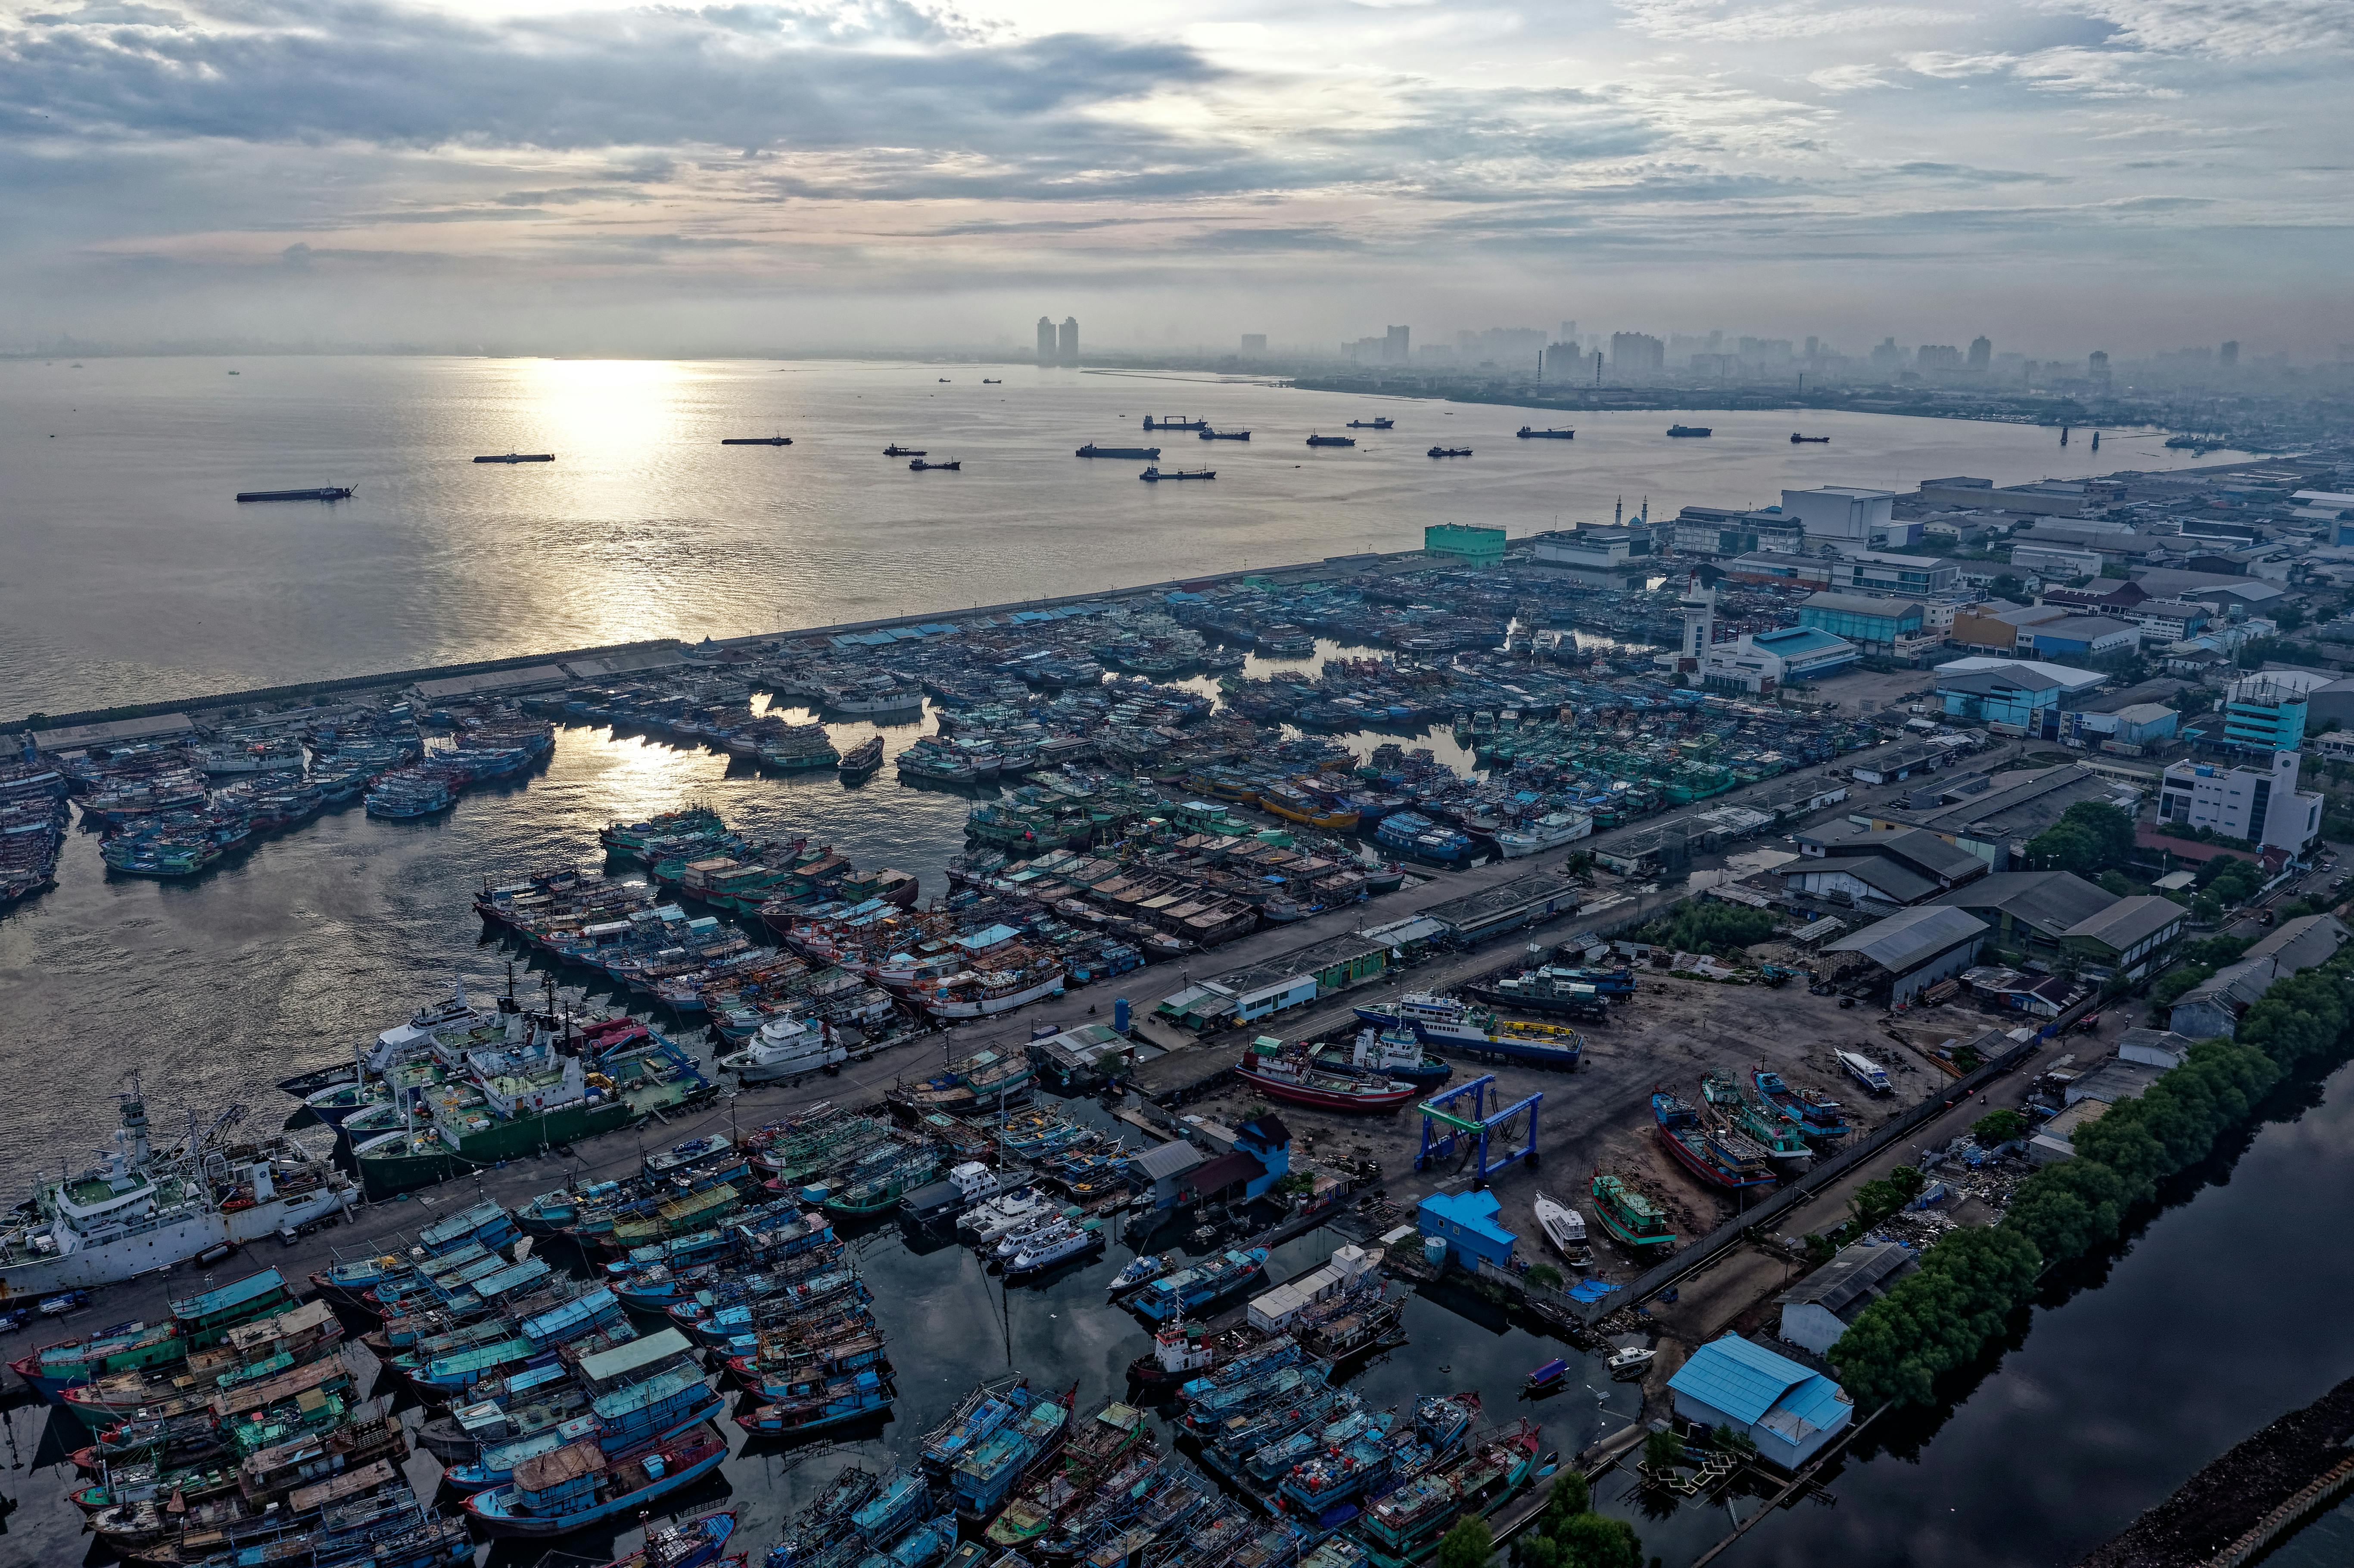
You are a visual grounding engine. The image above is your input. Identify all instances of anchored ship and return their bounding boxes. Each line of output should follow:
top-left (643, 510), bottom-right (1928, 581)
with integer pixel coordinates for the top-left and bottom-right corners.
top-left (1514, 427), bottom-right (1573, 440)
top-left (1077, 444), bottom-right (1161, 459)
top-left (236, 486), bottom-right (355, 502)
top-left (1139, 468), bottom-right (1215, 482)
top-left (473, 453), bottom-right (556, 463)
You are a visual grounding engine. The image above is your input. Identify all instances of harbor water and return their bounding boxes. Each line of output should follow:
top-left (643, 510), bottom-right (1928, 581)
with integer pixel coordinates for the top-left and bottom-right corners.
top-left (0, 355), bottom-right (2240, 718)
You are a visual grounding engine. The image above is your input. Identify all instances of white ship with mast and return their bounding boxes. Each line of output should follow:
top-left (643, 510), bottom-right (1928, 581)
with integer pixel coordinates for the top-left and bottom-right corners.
top-left (0, 1080), bottom-right (357, 1298)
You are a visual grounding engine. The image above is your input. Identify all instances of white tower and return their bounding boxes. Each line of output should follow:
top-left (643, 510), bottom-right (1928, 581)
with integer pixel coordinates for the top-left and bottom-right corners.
top-left (1677, 571), bottom-right (1716, 671)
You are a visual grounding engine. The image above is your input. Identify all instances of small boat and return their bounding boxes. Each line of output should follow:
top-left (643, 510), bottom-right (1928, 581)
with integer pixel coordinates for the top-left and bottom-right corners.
top-left (1525, 1358), bottom-right (1568, 1393)
top-left (1530, 1193), bottom-right (1585, 1260)
top-left (1836, 1051), bottom-right (1893, 1094)
top-left (1106, 1255), bottom-right (1164, 1299)
top-left (1514, 427), bottom-right (1573, 440)
top-left (837, 736), bottom-right (885, 778)
top-left (939, 378), bottom-right (951, 383)
top-left (884, 445), bottom-right (926, 456)
top-left (1665, 425), bottom-right (1711, 438)
top-left (721, 435), bottom-right (793, 446)
top-left (1426, 447), bottom-right (1473, 458)
top-left (909, 460), bottom-right (961, 472)
top-left (1605, 1347), bottom-right (1654, 1378)
top-left (473, 452), bottom-right (556, 463)
top-left (1790, 432), bottom-right (1829, 443)
top-left (982, 378), bottom-right (1002, 384)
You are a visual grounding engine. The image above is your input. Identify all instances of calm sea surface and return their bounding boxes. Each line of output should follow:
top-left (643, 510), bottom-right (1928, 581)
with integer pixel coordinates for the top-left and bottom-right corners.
top-left (0, 355), bottom-right (2236, 717)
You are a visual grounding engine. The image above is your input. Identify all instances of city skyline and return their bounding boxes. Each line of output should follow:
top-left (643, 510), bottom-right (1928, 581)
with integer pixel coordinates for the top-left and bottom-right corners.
top-left (2, 0), bottom-right (2348, 354)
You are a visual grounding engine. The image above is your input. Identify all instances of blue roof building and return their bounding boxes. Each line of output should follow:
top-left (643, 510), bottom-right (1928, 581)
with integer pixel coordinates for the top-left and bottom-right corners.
top-left (1416, 1190), bottom-right (1517, 1269)
top-left (1667, 1333), bottom-right (1854, 1469)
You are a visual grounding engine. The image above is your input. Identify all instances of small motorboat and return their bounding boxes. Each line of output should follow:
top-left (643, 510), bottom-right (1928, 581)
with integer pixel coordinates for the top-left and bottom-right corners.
top-left (1605, 1346), bottom-right (1655, 1378)
top-left (1534, 1450), bottom-right (1561, 1480)
top-left (1526, 1358), bottom-right (1569, 1394)
top-left (1106, 1254), bottom-right (1165, 1299)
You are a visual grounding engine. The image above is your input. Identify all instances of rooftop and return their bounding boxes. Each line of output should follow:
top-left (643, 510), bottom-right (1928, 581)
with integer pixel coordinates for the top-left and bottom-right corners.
top-left (2061, 895), bottom-right (2184, 952)
top-left (1778, 1241), bottom-right (1919, 1319)
top-left (1669, 1333), bottom-right (1850, 1430)
top-left (1825, 905), bottom-right (1989, 971)
top-left (1803, 593), bottom-right (1926, 619)
top-left (1931, 870), bottom-right (2116, 936)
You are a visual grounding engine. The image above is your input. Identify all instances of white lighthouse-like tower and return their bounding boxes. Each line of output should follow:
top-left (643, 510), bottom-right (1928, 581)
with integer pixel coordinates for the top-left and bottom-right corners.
top-left (1676, 570), bottom-right (1716, 672)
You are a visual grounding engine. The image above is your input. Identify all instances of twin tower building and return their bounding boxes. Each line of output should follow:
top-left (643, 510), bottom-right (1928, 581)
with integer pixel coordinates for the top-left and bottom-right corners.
top-left (1035, 316), bottom-right (1079, 366)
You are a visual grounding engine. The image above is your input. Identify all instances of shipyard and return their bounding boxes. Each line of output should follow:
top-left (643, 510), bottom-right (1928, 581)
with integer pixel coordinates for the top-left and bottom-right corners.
top-left (9, 436), bottom-right (2354, 1568)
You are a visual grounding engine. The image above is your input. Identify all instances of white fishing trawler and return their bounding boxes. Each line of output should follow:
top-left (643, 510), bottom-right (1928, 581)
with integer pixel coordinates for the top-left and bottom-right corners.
top-left (0, 1081), bottom-right (356, 1298)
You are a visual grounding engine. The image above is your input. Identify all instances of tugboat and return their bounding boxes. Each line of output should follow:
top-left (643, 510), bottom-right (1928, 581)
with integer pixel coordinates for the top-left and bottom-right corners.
top-left (1426, 446), bottom-right (1473, 458)
top-left (1514, 427), bottom-right (1573, 439)
top-left (909, 459), bottom-right (962, 472)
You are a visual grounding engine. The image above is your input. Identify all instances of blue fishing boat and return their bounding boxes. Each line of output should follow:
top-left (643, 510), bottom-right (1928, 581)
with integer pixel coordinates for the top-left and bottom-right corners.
top-left (1130, 1248), bottom-right (1270, 1322)
top-left (464, 1421), bottom-right (731, 1537)
top-left (949, 1383), bottom-right (1074, 1524)
top-left (736, 1366), bottom-right (895, 1436)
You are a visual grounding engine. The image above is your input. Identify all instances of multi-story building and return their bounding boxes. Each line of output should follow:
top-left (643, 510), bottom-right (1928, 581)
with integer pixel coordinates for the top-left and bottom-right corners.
top-left (1829, 552), bottom-right (1958, 599)
top-left (2010, 543), bottom-right (2103, 582)
top-left (2022, 616), bottom-right (2139, 662)
top-left (1781, 487), bottom-right (1897, 551)
top-left (1610, 332), bottom-right (1665, 372)
top-left (2159, 750), bottom-right (2323, 854)
top-left (1036, 316), bottom-right (1057, 365)
top-left (2222, 675), bottom-right (2312, 753)
top-left (1700, 625), bottom-right (1859, 692)
top-left (1057, 317), bottom-right (1079, 366)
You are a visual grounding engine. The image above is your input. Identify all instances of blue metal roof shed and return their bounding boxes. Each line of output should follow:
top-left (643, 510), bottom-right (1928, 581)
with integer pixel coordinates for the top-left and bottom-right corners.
top-left (1416, 1190), bottom-right (1518, 1269)
top-left (1668, 1333), bottom-right (1854, 1470)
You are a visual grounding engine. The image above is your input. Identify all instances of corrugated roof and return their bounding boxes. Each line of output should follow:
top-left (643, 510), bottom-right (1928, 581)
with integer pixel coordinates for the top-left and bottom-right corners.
top-left (1186, 1150), bottom-right (1267, 1194)
top-left (1131, 1141), bottom-right (1205, 1180)
top-left (2062, 895), bottom-right (2184, 951)
top-left (1778, 1242), bottom-right (1918, 1318)
top-left (1805, 856), bottom-right (1936, 904)
top-left (1825, 905), bottom-right (1988, 972)
top-left (2242, 914), bottom-right (2351, 971)
top-left (1932, 871), bottom-right (2114, 936)
top-left (1668, 1335), bottom-right (1817, 1426)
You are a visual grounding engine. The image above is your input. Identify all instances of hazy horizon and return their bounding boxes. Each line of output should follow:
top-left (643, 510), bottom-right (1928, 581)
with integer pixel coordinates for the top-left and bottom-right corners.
top-left (4, 0), bottom-right (2348, 358)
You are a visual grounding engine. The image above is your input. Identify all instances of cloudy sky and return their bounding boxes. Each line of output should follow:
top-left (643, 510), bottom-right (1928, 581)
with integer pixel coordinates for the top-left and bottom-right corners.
top-left (3, 0), bottom-right (2346, 355)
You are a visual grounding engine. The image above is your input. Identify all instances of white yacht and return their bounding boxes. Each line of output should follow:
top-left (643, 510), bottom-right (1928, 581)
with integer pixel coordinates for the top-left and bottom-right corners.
top-left (718, 1014), bottom-right (849, 1083)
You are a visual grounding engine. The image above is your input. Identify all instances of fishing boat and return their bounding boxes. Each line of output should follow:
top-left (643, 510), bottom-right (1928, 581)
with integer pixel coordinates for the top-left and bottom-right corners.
top-left (1752, 1067), bottom-right (1849, 1144)
top-left (1233, 1038), bottom-right (1419, 1113)
top-left (1530, 1193), bottom-right (1586, 1260)
top-left (1700, 1073), bottom-right (1810, 1165)
top-left (948, 1385), bottom-right (1074, 1524)
top-left (1588, 1173), bottom-right (1674, 1252)
top-left (838, 736), bottom-right (886, 778)
top-left (736, 1366), bottom-right (896, 1436)
top-left (1358, 1420), bottom-right (1540, 1568)
top-left (464, 1422), bottom-right (730, 1536)
top-left (1651, 1091), bottom-right (1775, 1190)
top-left (986, 1400), bottom-right (1151, 1546)
top-left (1130, 1249), bottom-right (1269, 1323)
top-left (1313, 1025), bottom-right (1450, 1086)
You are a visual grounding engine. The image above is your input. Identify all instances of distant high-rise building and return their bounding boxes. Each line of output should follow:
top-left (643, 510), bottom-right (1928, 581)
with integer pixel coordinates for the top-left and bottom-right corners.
top-left (1058, 317), bottom-right (1078, 367)
top-left (1804, 336), bottom-right (1822, 360)
top-left (1240, 333), bottom-right (1267, 355)
top-left (1968, 335), bottom-right (1992, 370)
top-left (1385, 325), bottom-right (1410, 363)
top-left (2220, 339), bottom-right (2239, 367)
top-left (2088, 349), bottom-right (2110, 382)
top-left (1869, 337), bottom-right (1904, 368)
top-left (1036, 316), bottom-right (1056, 366)
top-left (1559, 320), bottom-right (1577, 345)
top-left (1543, 341), bottom-right (1582, 380)
top-left (1610, 332), bottom-right (1665, 373)
top-left (1917, 344), bottom-right (1964, 370)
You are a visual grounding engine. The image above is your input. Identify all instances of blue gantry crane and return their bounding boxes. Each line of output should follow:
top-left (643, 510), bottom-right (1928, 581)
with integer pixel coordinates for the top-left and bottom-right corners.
top-left (1414, 1074), bottom-right (1541, 1187)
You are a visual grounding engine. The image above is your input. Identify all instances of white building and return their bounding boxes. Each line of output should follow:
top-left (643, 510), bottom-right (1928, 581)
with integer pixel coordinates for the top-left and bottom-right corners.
top-left (2158, 750), bottom-right (2323, 855)
top-left (1781, 486), bottom-right (1897, 549)
top-left (2011, 543), bottom-right (2103, 581)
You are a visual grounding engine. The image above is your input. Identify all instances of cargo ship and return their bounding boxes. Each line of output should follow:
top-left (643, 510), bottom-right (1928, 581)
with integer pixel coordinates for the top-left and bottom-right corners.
top-left (1200, 429), bottom-right (1251, 440)
top-left (473, 452), bottom-right (556, 463)
top-left (1790, 433), bottom-right (1829, 443)
top-left (1077, 444), bottom-right (1161, 459)
top-left (1665, 425), bottom-right (1711, 437)
top-left (236, 486), bottom-right (355, 502)
top-left (1142, 416), bottom-right (1207, 430)
top-left (1304, 434), bottom-right (1356, 448)
top-left (909, 460), bottom-right (962, 472)
top-left (1426, 447), bottom-right (1472, 458)
top-left (1345, 418), bottom-right (1394, 429)
top-left (1140, 467), bottom-right (1214, 482)
top-left (1514, 427), bottom-right (1573, 440)
top-left (722, 436), bottom-right (793, 445)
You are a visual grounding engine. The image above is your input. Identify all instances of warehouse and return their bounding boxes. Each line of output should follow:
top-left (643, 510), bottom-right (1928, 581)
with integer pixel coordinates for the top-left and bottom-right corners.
top-left (1668, 1335), bottom-right (1854, 1470)
top-left (1822, 905), bottom-right (1990, 1004)
top-left (1777, 1243), bottom-right (1919, 1355)
top-left (1420, 870), bottom-right (1582, 943)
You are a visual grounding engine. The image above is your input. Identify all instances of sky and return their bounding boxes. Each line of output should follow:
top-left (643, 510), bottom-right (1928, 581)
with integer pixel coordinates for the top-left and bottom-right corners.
top-left (2, 0), bottom-right (2348, 357)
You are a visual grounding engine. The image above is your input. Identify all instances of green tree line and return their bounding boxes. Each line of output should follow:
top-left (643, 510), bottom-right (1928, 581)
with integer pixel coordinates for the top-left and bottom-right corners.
top-left (1828, 950), bottom-right (2354, 1408)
